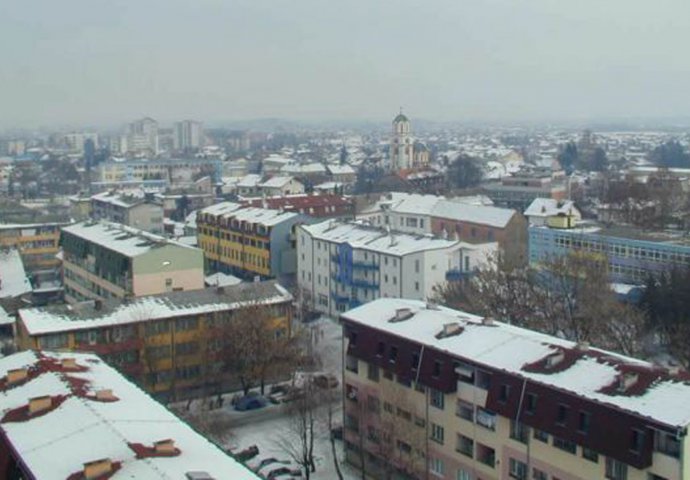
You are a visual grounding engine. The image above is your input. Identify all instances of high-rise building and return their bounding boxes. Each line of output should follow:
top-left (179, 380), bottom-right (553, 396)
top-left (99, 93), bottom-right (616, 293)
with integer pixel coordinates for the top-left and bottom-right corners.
top-left (126, 117), bottom-right (159, 155)
top-left (174, 120), bottom-right (203, 151)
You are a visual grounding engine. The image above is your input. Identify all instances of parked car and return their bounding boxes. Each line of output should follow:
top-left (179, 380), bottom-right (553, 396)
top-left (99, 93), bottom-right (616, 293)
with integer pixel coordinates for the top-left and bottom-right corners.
top-left (312, 373), bottom-right (338, 389)
top-left (266, 466), bottom-right (302, 479)
top-left (234, 394), bottom-right (268, 411)
top-left (233, 444), bottom-right (259, 462)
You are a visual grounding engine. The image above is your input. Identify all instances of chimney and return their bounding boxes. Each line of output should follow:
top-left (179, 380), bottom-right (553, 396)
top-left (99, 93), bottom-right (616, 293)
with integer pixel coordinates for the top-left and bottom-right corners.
top-left (436, 322), bottom-right (463, 339)
top-left (96, 389), bottom-right (116, 401)
top-left (154, 439), bottom-right (177, 454)
top-left (390, 308), bottom-right (414, 323)
top-left (426, 301), bottom-right (439, 310)
top-left (94, 299), bottom-right (103, 311)
top-left (575, 341), bottom-right (590, 352)
top-left (546, 349), bottom-right (565, 368)
top-left (618, 372), bottom-right (639, 392)
top-left (29, 395), bottom-right (52, 415)
top-left (482, 317), bottom-right (495, 326)
top-left (61, 358), bottom-right (78, 370)
top-left (83, 459), bottom-right (113, 480)
top-left (7, 368), bottom-right (28, 385)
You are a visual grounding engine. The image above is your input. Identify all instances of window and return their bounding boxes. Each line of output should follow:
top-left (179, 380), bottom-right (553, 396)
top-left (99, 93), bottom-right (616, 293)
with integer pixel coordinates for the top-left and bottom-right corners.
top-left (510, 420), bottom-right (529, 444)
top-left (583, 447), bottom-right (599, 462)
top-left (525, 393), bottom-right (537, 414)
top-left (411, 352), bottom-right (420, 370)
top-left (345, 355), bottom-right (359, 373)
top-left (509, 458), bottom-right (527, 480)
top-left (397, 439), bottom-right (412, 454)
top-left (631, 429), bottom-right (644, 453)
top-left (572, 408), bottom-right (589, 432)
top-left (476, 443), bottom-right (495, 468)
top-left (415, 281), bottom-right (420, 291)
top-left (499, 384), bottom-right (510, 403)
top-left (377, 341), bottom-right (385, 356)
top-left (557, 404), bottom-right (569, 425)
top-left (383, 402), bottom-right (393, 413)
top-left (476, 370), bottom-right (491, 389)
top-left (175, 341), bottom-right (199, 356)
top-left (41, 333), bottom-right (69, 349)
top-left (605, 458), bottom-right (628, 480)
top-left (367, 426), bottom-right (380, 444)
top-left (367, 363), bottom-right (380, 381)
top-left (456, 400), bottom-right (474, 421)
top-left (430, 389), bottom-right (444, 410)
top-left (476, 407), bottom-right (496, 431)
top-left (532, 468), bottom-right (547, 480)
top-left (414, 415), bottom-right (426, 428)
top-left (457, 469), bottom-right (471, 480)
top-left (654, 431), bottom-right (680, 458)
top-left (175, 317), bottom-right (198, 331)
top-left (553, 436), bottom-right (577, 454)
top-left (431, 423), bottom-right (444, 444)
top-left (429, 457), bottom-right (444, 477)
top-left (346, 384), bottom-right (358, 402)
top-left (383, 370), bottom-right (393, 380)
top-left (389, 346), bottom-right (398, 363)
top-left (367, 395), bottom-right (380, 414)
top-left (456, 434), bottom-right (473, 457)
top-left (533, 429), bottom-right (549, 443)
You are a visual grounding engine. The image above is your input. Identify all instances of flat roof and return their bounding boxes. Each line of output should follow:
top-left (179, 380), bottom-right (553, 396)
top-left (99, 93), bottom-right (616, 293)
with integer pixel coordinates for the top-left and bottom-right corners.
top-left (61, 221), bottom-right (200, 258)
top-left (301, 220), bottom-right (460, 256)
top-left (200, 202), bottom-right (299, 227)
top-left (0, 350), bottom-right (260, 479)
top-left (0, 249), bottom-right (32, 299)
top-left (343, 298), bottom-right (690, 429)
top-left (19, 281), bottom-right (292, 335)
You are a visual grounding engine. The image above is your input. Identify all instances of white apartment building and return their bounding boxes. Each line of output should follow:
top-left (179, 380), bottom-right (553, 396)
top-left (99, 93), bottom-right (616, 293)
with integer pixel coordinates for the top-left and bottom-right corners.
top-left (297, 220), bottom-right (496, 316)
top-left (173, 120), bottom-right (203, 150)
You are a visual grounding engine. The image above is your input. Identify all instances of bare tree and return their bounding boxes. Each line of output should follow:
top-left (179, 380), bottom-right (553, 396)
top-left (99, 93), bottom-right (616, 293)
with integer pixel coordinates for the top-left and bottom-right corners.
top-left (276, 379), bottom-right (319, 479)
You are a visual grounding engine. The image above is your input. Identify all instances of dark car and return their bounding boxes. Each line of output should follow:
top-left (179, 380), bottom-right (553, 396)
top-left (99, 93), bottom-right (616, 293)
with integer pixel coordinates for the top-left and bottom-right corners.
top-left (234, 395), bottom-right (268, 411)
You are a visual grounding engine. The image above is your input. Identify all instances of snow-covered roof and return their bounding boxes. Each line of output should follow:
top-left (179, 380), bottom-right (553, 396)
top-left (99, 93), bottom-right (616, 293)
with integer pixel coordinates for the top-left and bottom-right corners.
top-left (0, 350), bottom-right (260, 480)
top-left (281, 163), bottom-right (326, 175)
top-left (301, 220), bottom-right (459, 256)
top-left (19, 281), bottom-right (292, 336)
top-left (200, 202), bottom-right (299, 227)
top-left (0, 305), bottom-right (13, 326)
top-left (91, 190), bottom-right (147, 208)
top-left (343, 298), bottom-right (690, 429)
top-left (524, 198), bottom-right (580, 218)
top-left (236, 174), bottom-right (262, 188)
top-left (205, 272), bottom-right (242, 288)
top-left (61, 221), bottom-right (200, 258)
top-left (326, 164), bottom-right (356, 175)
top-left (432, 200), bottom-right (516, 228)
top-left (0, 249), bottom-right (32, 299)
top-left (259, 176), bottom-right (298, 189)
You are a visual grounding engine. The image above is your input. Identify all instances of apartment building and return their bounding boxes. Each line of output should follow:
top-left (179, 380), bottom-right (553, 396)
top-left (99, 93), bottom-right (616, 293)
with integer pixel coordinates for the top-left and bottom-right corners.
top-left (0, 221), bottom-right (69, 272)
top-left (91, 190), bottom-right (164, 234)
top-left (197, 202), bottom-right (310, 280)
top-left (15, 281), bottom-right (292, 401)
top-left (61, 221), bottom-right (204, 303)
top-left (529, 223), bottom-right (690, 285)
top-left (483, 168), bottom-right (568, 211)
top-left (341, 298), bottom-right (690, 480)
top-left (297, 220), bottom-right (496, 316)
top-left (0, 350), bottom-right (261, 479)
top-left (360, 193), bottom-right (527, 264)
top-left (96, 157), bottom-right (222, 185)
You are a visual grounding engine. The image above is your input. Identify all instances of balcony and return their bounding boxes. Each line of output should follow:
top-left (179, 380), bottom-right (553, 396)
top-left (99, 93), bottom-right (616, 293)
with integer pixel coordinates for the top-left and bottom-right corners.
top-left (331, 292), bottom-right (351, 304)
top-left (351, 261), bottom-right (378, 270)
top-left (350, 278), bottom-right (379, 290)
top-left (446, 268), bottom-right (474, 282)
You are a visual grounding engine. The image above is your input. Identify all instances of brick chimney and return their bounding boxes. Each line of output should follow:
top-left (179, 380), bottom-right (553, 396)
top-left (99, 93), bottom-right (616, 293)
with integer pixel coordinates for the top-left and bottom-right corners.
top-left (96, 389), bottom-right (116, 401)
top-left (29, 395), bottom-right (52, 415)
top-left (7, 368), bottom-right (28, 385)
top-left (83, 458), bottom-right (113, 479)
top-left (61, 358), bottom-right (78, 370)
top-left (154, 439), bottom-right (176, 454)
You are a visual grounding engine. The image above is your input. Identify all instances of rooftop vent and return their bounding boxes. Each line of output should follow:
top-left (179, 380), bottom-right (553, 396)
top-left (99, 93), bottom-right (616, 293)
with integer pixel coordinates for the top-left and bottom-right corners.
top-left (426, 301), bottom-right (440, 310)
top-left (435, 322), bottom-right (463, 339)
top-left (481, 317), bottom-right (496, 326)
top-left (6, 368), bottom-right (28, 385)
top-left (545, 349), bottom-right (566, 369)
top-left (389, 308), bottom-right (414, 323)
top-left (575, 341), bottom-right (590, 352)
top-left (84, 458), bottom-right (113, 480)
top-left (61, 358), bottom-right (78, 370)
top-left (154, 439), bottom-right (176, 454)
top-left (185, 472), bottom-right (216, 480)
top-left (668, 365), bottom-right (681, 376)
top-left (618, 372), bottom-right (639, 392)
top-left (28, 395), bottom-right (52, 415)
top-left (96, 389), bottom-right (117, 401)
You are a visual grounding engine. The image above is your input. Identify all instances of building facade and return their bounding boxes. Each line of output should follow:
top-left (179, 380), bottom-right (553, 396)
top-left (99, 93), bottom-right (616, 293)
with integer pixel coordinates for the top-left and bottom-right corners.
top-left (15, 281), bottom-right (292, 401)
top-left (61, 221), bottom-right (204, 303)
top-left (126, 117), bottom-right (159, 155)
top-left (0, 222), bottom-right (69, 273)
top-left (297, 220), bottom-right (496, 316)
top-left (173, 119), bottom-right (203, 151)
top-left (483, 169), bottom-right (568, 211)
top-left (341, 298), bottom-right (690, 480)
top-left (529, 224), bottom-right (690, 285)
top-left (91, 190), bottom-right (164, 234)
top-left (242, 193), bottom-right (355, 219)
top-left (197, 202), bottom-right (310, 280)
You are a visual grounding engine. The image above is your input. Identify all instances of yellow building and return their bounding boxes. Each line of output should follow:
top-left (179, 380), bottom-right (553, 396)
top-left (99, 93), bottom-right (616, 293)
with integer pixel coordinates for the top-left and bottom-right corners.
top-left (0, 222), bottom-right (69, 272)
top-left (16, 281), bottom-right (293, 401)
top-left (197, 202), bottom-right (307, 280)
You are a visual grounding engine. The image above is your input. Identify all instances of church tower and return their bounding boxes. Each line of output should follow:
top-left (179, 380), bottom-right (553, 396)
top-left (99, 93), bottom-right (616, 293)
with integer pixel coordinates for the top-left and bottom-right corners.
top-left (390, 110), bottom-right (413, 171)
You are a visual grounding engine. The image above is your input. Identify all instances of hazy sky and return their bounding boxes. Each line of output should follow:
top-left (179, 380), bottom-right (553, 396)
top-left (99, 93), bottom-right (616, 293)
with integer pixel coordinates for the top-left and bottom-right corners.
top-left (1, 0), bottom-right (690, 129)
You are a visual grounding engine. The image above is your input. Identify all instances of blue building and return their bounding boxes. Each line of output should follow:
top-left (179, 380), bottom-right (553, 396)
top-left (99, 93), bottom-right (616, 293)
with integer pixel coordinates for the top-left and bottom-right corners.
top-left (529, 224), bottom-right (690, 284)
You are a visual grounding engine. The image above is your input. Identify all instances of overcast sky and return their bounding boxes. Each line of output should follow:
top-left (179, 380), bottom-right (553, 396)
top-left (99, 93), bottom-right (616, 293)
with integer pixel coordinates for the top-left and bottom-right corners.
top-left (1, 0), bottom-right (690, 129)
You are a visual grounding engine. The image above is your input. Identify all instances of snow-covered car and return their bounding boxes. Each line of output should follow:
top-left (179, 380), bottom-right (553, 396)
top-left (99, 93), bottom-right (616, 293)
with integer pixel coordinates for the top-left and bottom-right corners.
top-left (266, 466), bottom-right (302, 479)
top-left (255, 458), bottom-right (291, 476)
